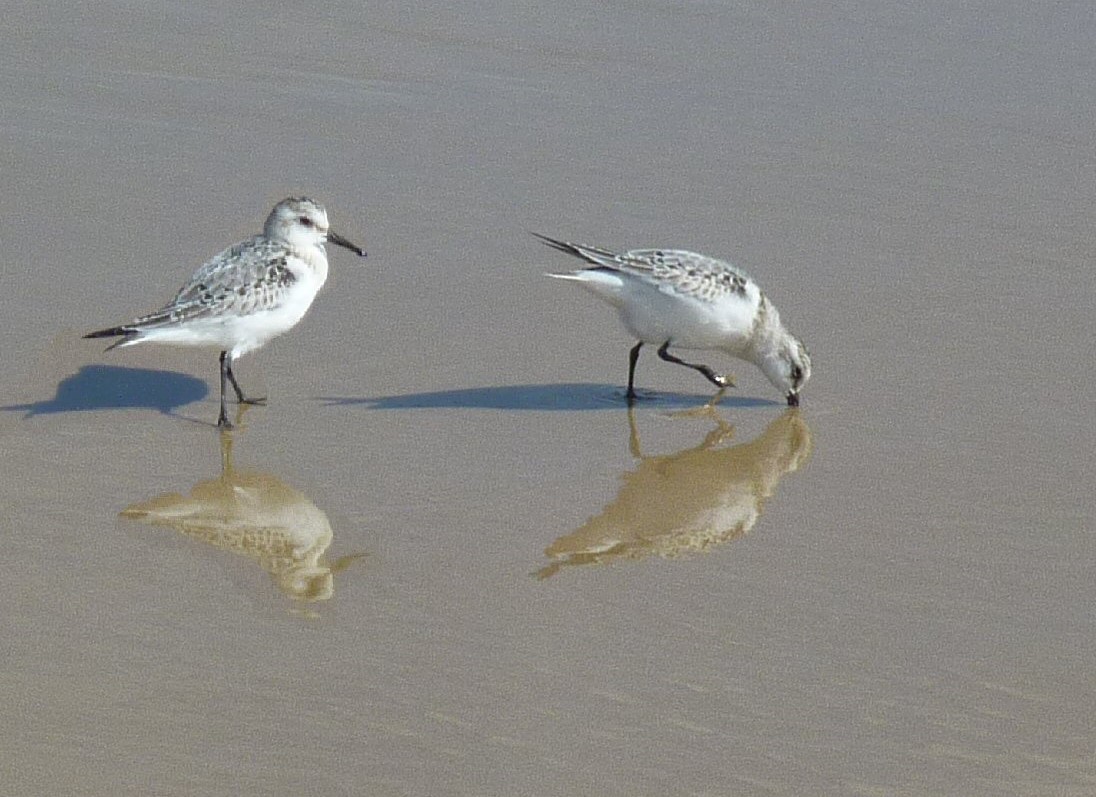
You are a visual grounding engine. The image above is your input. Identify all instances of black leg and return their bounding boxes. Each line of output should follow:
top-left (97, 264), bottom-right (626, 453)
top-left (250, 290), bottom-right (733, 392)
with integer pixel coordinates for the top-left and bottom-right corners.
top-left (656, 341), bottom-right (729, 389)
top-left (223, 355), bottom-right (266, 405)
top-left (217, 351), bottom-right (232, 428)
top-left (626, 342), bottom-right (643, 400)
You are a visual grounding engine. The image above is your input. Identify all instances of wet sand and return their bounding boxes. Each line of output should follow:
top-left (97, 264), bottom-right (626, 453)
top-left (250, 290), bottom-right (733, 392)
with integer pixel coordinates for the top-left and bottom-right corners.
top-left (2, 3), bottom-right (1094, 795)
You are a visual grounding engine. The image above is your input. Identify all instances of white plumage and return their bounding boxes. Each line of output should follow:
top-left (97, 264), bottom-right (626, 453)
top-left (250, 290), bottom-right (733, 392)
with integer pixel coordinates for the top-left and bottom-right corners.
top-left (86, 197), bottom-right (365, 427)
top-left (538, 235), bottom-right (811, 405)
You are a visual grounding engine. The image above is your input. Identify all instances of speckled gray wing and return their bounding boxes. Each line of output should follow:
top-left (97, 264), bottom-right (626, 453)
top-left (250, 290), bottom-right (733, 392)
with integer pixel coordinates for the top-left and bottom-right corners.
top-left (615, 249), bottom-right (753, 302)
top-left (129, 237), bottom-right (296, 329)
top-left (536, 234), bottom-right (755, 303)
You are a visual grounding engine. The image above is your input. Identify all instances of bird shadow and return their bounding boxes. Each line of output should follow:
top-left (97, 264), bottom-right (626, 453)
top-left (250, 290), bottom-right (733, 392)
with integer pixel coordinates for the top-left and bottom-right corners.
top-left (318, 383), bottom-right (778, 412)
top-left (1, 364), bottom-right (209, 418)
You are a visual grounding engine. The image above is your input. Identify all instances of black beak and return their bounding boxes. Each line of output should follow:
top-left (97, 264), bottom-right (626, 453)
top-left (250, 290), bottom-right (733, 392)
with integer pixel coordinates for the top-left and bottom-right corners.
top-left (327, 230), bottom-right (366, 258)
top-left (786, 392), bottom-right (800, 407)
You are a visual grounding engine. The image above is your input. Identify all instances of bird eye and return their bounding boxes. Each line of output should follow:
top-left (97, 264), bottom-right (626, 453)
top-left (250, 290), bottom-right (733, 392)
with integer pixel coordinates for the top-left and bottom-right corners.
top-left (298, 216), bottom-right (313, 227)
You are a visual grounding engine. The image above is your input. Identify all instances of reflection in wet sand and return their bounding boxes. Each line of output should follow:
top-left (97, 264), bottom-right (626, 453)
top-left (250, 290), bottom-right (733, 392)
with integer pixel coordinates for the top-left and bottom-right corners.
top-left (122, 424), bottom-right (361, 602)
top-left (538, 408), bottom-right (812, 578)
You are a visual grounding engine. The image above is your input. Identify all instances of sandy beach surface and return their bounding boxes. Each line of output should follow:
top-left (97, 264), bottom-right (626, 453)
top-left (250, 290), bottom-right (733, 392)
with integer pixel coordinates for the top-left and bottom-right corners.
top-left (2, 3), bottom-right (1094, 795)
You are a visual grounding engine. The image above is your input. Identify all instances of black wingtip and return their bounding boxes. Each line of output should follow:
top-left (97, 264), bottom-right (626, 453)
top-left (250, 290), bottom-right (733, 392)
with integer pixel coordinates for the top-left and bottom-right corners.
top-left (530, 232), bottom-right (579, 256)
top-left (786, 392), bottom-right (800, 407)
top-left (84, 326), bottom-right (128, 340)
top-left (84, 326), bottom-right (139, 351)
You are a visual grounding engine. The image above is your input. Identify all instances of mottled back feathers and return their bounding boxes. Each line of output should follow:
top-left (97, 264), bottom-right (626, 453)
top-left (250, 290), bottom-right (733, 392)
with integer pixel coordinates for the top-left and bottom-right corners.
top-left (533, 234), bottom-right (752, 303)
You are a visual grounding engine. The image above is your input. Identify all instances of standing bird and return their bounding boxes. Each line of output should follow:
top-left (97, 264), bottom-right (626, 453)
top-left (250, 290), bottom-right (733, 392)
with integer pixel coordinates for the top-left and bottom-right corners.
top-left (537, 234), bottom-right (810, 406)
top-left (85, 197), bottom-right (366, 428)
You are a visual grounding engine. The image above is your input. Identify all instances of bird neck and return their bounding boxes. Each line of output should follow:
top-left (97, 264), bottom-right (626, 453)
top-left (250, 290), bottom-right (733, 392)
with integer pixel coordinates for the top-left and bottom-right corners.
top-left (745, 296), bottom-right (788, 362)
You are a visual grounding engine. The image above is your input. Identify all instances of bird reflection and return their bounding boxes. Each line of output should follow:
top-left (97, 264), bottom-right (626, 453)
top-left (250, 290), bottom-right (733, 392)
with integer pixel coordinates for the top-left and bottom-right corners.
top-left (537, 406), bottom-right (812, 578)
top-left (121, 413), bottom-right (362, 602)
